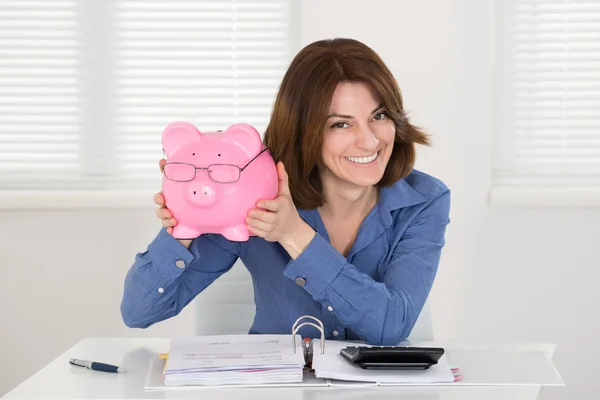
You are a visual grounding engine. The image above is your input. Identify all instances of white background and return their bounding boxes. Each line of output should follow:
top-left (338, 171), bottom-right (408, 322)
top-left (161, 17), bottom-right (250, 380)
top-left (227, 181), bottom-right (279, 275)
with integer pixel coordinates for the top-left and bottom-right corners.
top-left (1, 0), bottom-right (598, 398)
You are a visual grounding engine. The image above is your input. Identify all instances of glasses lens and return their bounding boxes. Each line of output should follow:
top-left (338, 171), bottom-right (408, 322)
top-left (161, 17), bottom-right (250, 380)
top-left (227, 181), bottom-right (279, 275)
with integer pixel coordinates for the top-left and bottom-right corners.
top-left (164, 163), bottom-right (195, 181)
top-left (208, 165), bottom-right (240, 183)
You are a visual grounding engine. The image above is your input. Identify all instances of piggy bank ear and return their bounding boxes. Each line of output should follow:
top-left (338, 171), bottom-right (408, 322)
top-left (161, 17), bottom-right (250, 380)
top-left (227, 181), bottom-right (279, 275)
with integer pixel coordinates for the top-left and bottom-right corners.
top-left (223, 123), bottom-right (263, 156)
top-left (162, 122), bottom-right (202, 156)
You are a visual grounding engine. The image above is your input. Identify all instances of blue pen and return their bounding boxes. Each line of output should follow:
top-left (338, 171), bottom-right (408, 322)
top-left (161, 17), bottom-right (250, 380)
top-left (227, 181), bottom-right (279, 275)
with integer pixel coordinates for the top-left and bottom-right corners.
top-left (69, 358), bottom-right (127, 373)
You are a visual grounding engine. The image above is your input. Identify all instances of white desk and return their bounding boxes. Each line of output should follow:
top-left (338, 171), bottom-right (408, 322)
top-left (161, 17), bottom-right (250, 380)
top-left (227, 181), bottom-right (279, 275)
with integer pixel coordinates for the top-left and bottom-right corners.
top-left (2, 338), bottom-right (564, 400)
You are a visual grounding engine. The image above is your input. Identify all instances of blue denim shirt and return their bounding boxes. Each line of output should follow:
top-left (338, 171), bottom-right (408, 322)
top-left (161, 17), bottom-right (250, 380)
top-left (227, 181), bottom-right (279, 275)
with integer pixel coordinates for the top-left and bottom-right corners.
top-left (120, 169), bottom-right (450, 345)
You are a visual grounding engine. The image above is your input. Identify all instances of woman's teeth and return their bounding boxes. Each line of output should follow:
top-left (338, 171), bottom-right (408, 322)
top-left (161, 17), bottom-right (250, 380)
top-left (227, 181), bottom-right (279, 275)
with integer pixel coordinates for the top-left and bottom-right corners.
top-left (345, 151), bottom-right (378, 164)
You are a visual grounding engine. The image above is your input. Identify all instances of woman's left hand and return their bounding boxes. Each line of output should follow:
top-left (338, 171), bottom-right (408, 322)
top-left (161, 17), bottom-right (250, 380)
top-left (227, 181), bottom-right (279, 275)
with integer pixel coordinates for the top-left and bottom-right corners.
top-left (246, 162), bottom-right (315, 255)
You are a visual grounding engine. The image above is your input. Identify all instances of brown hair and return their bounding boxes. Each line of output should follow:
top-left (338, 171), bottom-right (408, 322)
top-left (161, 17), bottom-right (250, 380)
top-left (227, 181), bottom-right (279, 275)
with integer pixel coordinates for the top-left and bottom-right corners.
top-left (263, 38), bottom-right (429, 209)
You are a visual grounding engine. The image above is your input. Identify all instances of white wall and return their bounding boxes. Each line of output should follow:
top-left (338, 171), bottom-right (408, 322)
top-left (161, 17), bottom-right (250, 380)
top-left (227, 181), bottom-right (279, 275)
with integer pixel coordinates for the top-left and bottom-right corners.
top-left (1, 0), bottom-right (598, 398)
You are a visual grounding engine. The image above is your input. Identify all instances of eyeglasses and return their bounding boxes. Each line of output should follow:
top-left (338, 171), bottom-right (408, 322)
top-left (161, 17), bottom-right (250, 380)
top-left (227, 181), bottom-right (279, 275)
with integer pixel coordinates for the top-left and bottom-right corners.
top-left (163, 147), bottom-right (271, 183)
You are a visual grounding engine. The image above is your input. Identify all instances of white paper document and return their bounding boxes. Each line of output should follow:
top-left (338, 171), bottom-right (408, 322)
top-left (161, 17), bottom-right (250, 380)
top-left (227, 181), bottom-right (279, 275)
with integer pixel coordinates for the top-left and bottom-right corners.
top-left (163, 334), bottom-right (305, 386)
top-left (145, 356), bottom-right (329, 390)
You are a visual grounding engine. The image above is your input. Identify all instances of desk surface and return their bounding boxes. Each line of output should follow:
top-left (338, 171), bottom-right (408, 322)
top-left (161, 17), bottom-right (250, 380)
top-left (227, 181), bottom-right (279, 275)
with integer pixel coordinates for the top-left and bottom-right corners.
top-left (2, 338), bottom-right (564, 400)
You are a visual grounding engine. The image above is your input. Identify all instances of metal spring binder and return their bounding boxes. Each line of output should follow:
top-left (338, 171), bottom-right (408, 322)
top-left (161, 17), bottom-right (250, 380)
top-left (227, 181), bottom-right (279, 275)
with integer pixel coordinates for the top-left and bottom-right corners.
top-left (292, 315), bottom-right (325, 368)
top-left (292, 315), bottom-right (325, 353)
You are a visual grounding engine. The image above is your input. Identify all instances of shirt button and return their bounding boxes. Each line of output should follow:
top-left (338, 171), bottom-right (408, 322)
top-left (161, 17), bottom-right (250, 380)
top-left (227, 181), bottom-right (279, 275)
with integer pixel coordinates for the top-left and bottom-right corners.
top-left (158, 287), bottom-right (164, 294)
top-left (332, 330), bottom-right (339, 337)
top-left (175, 259), bottom-right (185, 269)
top-left (295, 277), bottom-right (306, 286)
top-left (327, 306), bottom-right (333, 312)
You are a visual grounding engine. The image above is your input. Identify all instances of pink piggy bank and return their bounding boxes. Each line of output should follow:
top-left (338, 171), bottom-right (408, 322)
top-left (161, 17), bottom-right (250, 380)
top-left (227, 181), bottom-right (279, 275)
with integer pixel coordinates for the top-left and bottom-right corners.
top-left (161, 122), bottom-right (278, 241)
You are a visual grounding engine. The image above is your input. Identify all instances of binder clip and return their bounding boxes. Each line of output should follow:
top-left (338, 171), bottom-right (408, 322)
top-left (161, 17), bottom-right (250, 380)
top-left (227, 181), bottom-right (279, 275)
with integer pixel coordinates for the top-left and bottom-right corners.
top-left (292, 315), bottom-right (325, 370)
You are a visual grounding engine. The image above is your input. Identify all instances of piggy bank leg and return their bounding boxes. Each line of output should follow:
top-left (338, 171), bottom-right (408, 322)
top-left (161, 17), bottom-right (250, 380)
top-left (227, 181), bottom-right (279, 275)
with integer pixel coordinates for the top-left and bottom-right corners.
top-left (221, 225), bottom-right (251, 242)
top-left (172, 224), bottom-right (201, 240)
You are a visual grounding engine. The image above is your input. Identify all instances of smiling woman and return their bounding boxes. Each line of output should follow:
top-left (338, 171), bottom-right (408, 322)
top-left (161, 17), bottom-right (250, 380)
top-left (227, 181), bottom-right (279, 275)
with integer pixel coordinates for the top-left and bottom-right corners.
top-left (264, 38), bottom-right (430, 210)
top-left (122, 38), bottom-right (451, 346)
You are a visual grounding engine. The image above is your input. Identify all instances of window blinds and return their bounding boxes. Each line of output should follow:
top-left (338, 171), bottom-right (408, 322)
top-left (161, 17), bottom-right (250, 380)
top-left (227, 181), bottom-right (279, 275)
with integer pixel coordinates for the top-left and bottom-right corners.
top-left (0, 1), bottom-right (82, 190)
top-left (492, 0), bottom-right (600, 189)
top-left (0, 0), bottom-right (294, 192)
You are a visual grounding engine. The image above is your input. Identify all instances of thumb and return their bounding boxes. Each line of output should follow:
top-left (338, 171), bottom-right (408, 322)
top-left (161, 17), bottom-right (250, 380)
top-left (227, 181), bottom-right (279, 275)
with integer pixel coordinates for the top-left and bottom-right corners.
top-left (277, 162), bottom-right (291, 196)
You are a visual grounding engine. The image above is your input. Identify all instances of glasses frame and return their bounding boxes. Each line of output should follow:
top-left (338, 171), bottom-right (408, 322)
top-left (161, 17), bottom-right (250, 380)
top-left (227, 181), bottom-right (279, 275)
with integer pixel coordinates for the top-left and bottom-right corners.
top-left (163, 147), bottom-right (271, 183)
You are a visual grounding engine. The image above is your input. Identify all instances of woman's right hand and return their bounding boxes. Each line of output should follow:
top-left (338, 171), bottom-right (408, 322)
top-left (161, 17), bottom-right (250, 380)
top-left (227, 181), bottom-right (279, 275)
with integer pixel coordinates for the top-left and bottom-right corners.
top-left (156, 159), bottom-right (193, 249)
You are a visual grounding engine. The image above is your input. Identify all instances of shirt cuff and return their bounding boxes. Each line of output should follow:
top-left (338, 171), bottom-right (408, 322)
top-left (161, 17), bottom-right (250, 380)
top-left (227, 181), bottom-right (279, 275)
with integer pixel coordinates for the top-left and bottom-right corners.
top-left (147, 228), bottom-right (196, 279)
top-left (283, 233), bottom-right (346, 297)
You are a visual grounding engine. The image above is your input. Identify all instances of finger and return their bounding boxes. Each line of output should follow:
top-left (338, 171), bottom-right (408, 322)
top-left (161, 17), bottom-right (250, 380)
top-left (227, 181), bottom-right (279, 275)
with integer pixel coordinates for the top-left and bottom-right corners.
top-left (246, 217), bottom-right (273, 232)
top-left (154, 192), bottom-right (164, 206)
top-left (156, 208), bottom-right (172, 219)
top-left (247, 208), bottom-right (276, 223)
top-left (159, 159), bottom-right (166, 173)
top-left (162, 218), bottom-right (177, 228)
top-left (256, 199), bottom-right (280, 212)
top-left (167, 226), bottom-right (173, 235)
top-left (247, 224), bottom-right (269, 239)
top-left (276, 162), bottom-right (291, 196)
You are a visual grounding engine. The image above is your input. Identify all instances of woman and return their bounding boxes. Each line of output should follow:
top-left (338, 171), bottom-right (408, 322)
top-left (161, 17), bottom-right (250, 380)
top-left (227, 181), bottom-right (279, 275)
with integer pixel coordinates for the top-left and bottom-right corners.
top-left (120, 38), bottom-right (450, 346)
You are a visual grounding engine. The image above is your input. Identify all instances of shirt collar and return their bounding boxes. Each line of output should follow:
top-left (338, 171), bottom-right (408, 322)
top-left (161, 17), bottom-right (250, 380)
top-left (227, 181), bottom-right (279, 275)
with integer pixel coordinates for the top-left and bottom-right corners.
top-left (380, 176), bottom-right (428, 211)
top-left (376, 176), bottom-right (427, 229)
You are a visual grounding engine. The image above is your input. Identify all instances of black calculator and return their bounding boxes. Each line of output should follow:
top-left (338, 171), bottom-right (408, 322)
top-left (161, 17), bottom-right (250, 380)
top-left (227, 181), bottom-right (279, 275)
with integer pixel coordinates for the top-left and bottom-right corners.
top-left (340, 346), bottom-right (445, 370)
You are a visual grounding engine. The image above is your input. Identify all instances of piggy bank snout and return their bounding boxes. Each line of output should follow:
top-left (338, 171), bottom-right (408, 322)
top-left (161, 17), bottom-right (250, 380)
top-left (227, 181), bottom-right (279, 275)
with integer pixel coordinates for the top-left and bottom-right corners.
top-left (186, 183), bottom-right (217, 207)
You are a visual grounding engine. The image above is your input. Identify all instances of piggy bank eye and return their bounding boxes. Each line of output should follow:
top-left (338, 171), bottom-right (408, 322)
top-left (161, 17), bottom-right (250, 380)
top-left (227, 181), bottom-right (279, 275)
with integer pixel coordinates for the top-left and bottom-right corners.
top-left (218, 154), bottom-right (221, 157)
top-left (192, 153), bottom-right (195, 156)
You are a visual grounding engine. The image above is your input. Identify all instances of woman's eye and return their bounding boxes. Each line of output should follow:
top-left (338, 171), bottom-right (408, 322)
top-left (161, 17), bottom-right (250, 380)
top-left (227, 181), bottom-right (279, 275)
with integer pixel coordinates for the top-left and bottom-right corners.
top-left (331, 122), bottom-right (349, 129)
top-left (373, 112), bottom-right (387, 121)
